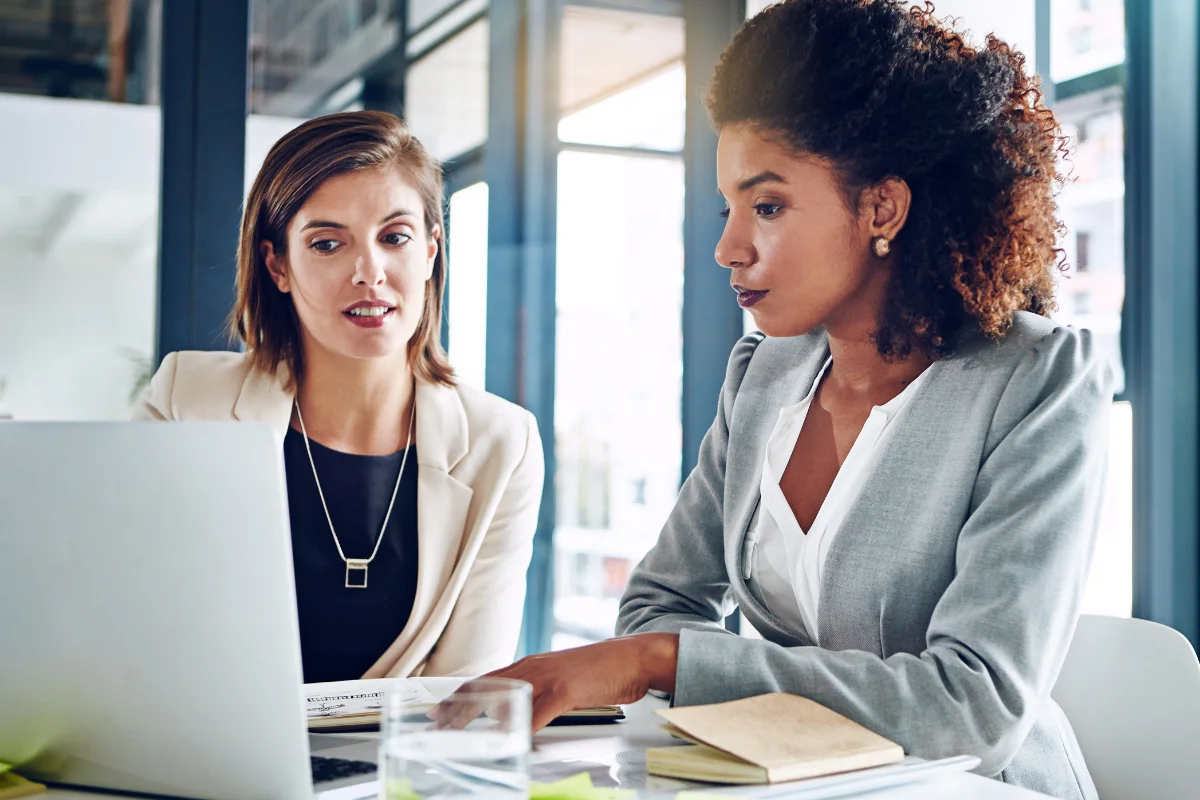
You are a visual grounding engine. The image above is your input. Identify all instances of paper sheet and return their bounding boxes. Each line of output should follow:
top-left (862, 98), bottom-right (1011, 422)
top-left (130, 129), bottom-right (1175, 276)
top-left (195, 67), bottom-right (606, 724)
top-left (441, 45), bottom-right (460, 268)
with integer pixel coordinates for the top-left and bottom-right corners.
top-left (306, 678), bottom-right (438, 719)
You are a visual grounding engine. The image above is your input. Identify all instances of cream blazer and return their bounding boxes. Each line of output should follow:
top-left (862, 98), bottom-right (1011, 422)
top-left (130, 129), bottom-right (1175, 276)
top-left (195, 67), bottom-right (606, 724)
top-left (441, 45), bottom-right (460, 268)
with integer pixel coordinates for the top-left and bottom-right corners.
top-left (134, 350), bottom-right (544, 680)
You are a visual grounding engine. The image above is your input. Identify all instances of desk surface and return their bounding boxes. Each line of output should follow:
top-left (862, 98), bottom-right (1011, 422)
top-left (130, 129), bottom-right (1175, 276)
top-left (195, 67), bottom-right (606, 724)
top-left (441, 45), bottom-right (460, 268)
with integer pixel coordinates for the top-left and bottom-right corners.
top-left (44, 694), bottom-right (1047, 799)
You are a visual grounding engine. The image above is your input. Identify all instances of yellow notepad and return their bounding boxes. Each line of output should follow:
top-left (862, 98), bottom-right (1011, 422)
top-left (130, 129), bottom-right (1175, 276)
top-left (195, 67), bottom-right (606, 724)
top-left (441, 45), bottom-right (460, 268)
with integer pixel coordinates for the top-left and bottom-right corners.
top-left (646, 693), bottom-right (904, 785)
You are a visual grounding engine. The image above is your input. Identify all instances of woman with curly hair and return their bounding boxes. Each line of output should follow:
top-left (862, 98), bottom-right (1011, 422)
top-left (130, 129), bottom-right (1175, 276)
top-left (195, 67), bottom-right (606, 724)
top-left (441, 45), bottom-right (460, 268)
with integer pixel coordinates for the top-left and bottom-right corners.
top-left (488, 1), bottom-right (1108, 796)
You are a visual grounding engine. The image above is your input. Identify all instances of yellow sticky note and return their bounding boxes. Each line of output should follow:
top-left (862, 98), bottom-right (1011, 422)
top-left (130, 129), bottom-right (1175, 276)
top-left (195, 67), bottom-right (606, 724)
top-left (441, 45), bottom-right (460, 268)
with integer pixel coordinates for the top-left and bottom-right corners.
top-left (0, 771), bottom-right (46, 799)
top-left (383, 777), bottom-right (420, 800)
top-left (530, 772), bottom-right (636, 800)
top-left (530, 772), bottom-right (593, 799)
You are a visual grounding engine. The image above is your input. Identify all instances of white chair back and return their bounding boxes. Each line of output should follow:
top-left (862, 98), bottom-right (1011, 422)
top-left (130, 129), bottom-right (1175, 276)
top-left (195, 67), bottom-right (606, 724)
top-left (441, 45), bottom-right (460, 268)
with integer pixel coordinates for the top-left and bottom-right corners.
top-left (1053, 614), bottom-right (1200, 799)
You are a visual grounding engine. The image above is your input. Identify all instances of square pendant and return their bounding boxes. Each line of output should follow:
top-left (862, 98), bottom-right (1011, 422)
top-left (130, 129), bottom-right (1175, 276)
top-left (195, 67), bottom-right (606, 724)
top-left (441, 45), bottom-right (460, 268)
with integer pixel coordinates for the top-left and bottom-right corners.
top-left (345, 560), bottom-right (369, 589)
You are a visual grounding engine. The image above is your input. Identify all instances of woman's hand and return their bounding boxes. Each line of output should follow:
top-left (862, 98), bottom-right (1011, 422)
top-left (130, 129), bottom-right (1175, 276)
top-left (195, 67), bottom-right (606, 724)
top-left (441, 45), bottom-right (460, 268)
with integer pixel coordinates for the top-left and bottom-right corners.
top-left (484, 633), bottom-right (681, 731)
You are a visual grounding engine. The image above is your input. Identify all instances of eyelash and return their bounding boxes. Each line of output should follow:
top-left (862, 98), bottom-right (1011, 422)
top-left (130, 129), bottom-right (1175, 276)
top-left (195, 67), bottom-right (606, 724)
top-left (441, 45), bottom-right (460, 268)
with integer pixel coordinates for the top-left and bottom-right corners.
top-left (308, 232), bottom-right (412, 254)
top-left (718, 204), bottom-right (783, 220)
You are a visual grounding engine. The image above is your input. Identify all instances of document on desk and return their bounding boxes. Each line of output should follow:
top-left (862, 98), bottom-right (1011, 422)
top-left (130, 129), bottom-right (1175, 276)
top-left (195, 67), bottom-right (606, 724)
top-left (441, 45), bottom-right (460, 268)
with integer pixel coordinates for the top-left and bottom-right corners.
top-left (726, 755), bottom-right (981, 799)
top-left (306, 678), bottom-right (438, 731)
top-left (308, 677), bottom-right (625, 733)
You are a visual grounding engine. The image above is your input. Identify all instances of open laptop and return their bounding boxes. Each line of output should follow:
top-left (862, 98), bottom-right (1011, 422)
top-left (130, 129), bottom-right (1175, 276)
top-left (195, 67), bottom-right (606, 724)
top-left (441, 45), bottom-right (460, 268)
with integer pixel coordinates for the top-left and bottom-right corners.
top-left (0, 422), bottom-right (379, 799)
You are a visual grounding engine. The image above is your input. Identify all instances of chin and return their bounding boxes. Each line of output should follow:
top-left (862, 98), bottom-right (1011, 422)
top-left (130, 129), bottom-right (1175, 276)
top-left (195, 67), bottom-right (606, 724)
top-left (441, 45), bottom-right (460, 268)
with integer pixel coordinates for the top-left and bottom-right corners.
top-left (752, 312), bottom-right (823, 340)
top-left (347, 343), bottom-right (408, 361)
top-left (328, 334), bottom-right (410, 362)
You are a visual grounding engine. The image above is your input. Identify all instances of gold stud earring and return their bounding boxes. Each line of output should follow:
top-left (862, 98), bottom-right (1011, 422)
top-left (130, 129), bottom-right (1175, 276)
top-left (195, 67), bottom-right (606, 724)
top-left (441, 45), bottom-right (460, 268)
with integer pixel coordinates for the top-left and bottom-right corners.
top-left (872, 236), bottom-right (891, 258)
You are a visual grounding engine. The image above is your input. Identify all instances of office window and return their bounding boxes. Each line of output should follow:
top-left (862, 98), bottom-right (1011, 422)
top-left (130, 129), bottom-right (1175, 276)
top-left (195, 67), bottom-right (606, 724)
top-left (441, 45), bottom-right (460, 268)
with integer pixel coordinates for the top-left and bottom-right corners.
top-left (250, 0), bottom-right (394, 116)
top-left (0, 2), bottom-right (160, 421)
top-left (404, 19), bottom-right (489, 161)
top-left (0, 0), bottom-right (161, 103)
top-left (552, 4), bottom-right (687, 649)
top-left (927, 0), bottom-right (1037, 61)
top-left (558, 7), bottom-right (684, 151)
top-left (1056, 81), bottom-right (1130, 618)
top-left (409, 0), bottom-right (466, 32)
top-left (1051, 0), bottom-right (1125, 82)
top-left (1056, 90), bottom-right (1125, 392)
top-left (447, 182), bottom-right (489, 390)
top-left (554, 150), bottom-right (685, 648)
top-left (748, 0), bottom-right (1037, 63)
top-left (745, 0), bottom-right (774, 17)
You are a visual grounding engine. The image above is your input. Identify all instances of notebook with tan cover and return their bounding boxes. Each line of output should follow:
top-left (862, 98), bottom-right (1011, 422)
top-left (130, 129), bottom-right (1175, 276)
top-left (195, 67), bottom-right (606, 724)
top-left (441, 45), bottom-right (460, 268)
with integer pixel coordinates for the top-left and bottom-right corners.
top-left (646, 693), bottom-right (904, 785)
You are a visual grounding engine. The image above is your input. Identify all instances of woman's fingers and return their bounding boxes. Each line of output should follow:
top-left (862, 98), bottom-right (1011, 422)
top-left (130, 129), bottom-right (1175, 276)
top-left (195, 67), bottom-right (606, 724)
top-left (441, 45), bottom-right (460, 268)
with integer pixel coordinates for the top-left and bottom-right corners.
top-left (478, 637), bottom-right (668, 731)
top-left (531, 684), bottom-right (575, 732)
top-left (430, 678), bottom-right (503, 730)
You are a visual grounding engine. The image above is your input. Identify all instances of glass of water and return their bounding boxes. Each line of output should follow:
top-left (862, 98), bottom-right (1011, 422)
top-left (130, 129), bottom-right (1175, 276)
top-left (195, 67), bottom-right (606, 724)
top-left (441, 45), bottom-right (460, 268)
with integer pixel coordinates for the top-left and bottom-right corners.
top-left (379, 678), bottom-right (531, 800)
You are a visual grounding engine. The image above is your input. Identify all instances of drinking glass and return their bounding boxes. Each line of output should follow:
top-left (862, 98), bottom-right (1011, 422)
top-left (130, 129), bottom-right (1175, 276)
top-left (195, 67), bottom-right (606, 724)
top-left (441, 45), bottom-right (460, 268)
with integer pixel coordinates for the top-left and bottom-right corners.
top-left (379, 677), bottom-right (532, 800)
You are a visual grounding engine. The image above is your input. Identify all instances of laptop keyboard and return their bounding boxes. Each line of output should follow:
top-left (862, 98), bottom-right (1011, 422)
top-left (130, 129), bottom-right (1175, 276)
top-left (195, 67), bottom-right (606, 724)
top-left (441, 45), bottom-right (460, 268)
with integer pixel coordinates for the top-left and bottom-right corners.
top-left (311, 755), bottom-right (377, 783)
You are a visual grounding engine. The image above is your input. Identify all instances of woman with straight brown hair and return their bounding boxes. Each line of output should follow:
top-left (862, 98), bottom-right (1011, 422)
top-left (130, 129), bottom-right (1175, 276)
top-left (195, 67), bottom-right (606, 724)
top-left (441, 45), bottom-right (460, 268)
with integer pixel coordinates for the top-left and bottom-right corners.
top-left (136, 111), bottom-right (543, 682)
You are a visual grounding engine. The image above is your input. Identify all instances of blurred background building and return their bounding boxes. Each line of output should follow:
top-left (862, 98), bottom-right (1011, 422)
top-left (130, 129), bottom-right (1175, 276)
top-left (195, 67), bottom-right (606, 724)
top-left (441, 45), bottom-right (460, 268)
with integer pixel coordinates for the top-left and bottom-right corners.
top-left (1, 0), bottom-right (1196, 652)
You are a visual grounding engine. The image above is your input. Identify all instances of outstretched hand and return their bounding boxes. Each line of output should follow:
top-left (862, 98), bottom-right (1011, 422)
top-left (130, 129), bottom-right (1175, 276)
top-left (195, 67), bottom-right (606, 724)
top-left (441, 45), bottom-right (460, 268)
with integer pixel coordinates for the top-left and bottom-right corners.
top-left (481, 633), bottom-right (680, 731)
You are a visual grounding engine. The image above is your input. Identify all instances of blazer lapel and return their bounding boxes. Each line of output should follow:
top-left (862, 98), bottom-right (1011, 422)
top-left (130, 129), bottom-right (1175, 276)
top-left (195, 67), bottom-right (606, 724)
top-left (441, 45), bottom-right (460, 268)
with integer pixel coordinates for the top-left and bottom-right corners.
top-left (231, 364), bottom-right (294, 438)
top-left (366, 379), bottom-right (474, 678)
top-left (814, 333), bottom-right (989, 645)
top-left (725, 331), bottom-right (829, 645)
top-left (410, 379), bottom-right (474, 626)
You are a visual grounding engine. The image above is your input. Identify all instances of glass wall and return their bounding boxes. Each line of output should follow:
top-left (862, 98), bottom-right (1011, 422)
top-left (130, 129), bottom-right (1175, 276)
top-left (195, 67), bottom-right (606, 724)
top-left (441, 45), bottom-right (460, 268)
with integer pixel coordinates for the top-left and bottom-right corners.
top-left (405, 8), bottom-right (490, 388)
top-left (1051, 0), bottom-right (1125, 82)
top-left (552, 5), bottom-right (686, 648)
top-left (0, 1), bottom-right (161, 420)
top-left (249, 0), bottom-right (393, 117)
top-left (1056, 28), bottom-right (1128, 618)
top-left (404, 19), bottom-right (489, 162)
top-left (447, 182), bottom-right (490, 390)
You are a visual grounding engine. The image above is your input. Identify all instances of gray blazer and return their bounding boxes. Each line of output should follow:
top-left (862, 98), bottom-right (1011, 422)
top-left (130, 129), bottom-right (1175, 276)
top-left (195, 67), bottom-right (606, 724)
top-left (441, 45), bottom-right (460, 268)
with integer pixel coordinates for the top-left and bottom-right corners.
top-left (617, 312), bottom-right (1111, 800)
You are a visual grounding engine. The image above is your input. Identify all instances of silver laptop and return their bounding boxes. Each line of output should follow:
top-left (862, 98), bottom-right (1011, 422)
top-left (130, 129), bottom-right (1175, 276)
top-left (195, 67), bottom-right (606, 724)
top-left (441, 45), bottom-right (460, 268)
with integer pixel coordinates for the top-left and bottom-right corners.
top-left (0, 422), bottom-right (378, 800)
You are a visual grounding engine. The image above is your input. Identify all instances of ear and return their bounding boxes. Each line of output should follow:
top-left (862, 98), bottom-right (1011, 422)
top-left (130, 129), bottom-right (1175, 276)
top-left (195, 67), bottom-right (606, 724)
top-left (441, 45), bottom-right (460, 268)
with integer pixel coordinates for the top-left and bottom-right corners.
top-left (261, 240), bottom-right (290, 293)
top-left (423, 225), bottom-right (440, 281)
top-left (865, 177), bottom-right (912, 242)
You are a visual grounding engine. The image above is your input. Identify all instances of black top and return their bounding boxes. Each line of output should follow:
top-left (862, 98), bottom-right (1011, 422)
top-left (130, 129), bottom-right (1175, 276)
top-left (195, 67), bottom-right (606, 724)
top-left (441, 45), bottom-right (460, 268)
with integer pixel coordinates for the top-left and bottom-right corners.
top-left (282, 426), bottom-right (419, 684)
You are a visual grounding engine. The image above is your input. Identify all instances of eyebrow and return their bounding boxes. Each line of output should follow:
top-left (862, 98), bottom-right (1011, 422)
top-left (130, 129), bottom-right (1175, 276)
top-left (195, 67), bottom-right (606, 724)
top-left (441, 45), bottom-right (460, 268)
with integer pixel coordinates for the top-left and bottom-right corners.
top-left (737, 171), bottom-right (787, 192)
top-left (298, 209), bottom-right (418, 233)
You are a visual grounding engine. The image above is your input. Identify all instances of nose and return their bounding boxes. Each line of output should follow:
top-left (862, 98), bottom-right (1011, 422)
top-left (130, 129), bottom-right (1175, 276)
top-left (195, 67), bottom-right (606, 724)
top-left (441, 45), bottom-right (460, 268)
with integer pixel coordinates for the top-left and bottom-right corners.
top-left (714, 215), bottom-right (754, 271)
top-left (352, 245), bottom-right (387, 287)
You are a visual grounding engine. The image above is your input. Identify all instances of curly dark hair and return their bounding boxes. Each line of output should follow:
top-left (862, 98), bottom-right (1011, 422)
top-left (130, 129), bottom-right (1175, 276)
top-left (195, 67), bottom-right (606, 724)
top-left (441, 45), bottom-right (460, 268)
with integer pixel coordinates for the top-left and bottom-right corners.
top-left (708, 0), bottom-right (1068, 359)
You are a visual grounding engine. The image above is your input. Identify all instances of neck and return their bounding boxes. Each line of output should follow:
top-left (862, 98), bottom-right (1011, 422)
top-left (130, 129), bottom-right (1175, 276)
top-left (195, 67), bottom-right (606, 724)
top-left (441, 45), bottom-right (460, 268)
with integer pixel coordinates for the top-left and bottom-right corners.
top-left (293, 345), bottom-right (416, 456)
top-left (824, 333), bottom-right (931, 395)
top-left (823, 268), bottom-right (932, 394)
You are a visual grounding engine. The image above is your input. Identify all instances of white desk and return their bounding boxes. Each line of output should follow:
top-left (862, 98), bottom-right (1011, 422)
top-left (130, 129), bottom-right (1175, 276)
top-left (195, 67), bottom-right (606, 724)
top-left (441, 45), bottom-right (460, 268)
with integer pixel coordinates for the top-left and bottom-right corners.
top-left (528, 695), bottom-right (1048, 799)
top-left (43, 693), bottom-right (1049, 799)
top-left (39, 695), bottom-right (1051, 800)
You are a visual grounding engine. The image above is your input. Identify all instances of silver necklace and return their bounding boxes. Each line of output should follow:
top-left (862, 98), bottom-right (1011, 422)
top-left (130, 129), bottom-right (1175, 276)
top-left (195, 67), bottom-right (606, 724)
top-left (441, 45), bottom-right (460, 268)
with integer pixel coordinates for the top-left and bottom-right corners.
top-left (294, 393), bottom-right (416, 589)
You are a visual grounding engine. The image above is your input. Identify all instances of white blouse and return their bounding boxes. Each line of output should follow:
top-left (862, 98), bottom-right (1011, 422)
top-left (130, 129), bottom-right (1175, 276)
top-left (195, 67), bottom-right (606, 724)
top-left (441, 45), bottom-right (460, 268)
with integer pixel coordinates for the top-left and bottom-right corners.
top-left (743, 357), bottom-right (931, 643)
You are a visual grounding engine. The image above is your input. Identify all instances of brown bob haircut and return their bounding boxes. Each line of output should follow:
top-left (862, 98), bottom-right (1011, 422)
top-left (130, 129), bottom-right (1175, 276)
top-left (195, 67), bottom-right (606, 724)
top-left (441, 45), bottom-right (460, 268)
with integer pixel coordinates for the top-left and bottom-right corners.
top-left (230, 110), bottom-right (454, 389)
